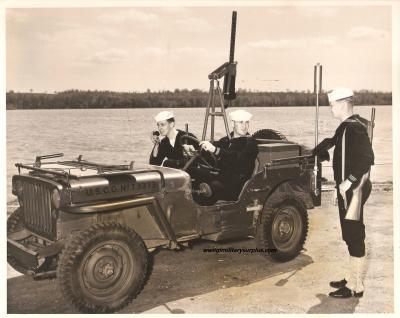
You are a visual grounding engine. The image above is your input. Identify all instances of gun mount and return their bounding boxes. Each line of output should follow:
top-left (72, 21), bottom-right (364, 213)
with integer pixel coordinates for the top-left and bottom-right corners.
top-left (208, 11), bottom-right (237, 102)
top-left (202, 11), bottom-right (238, 142)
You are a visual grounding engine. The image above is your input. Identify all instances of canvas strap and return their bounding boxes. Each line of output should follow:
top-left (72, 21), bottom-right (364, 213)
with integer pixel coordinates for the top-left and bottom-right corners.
top-left (342, 127), bottom-right (348, 209)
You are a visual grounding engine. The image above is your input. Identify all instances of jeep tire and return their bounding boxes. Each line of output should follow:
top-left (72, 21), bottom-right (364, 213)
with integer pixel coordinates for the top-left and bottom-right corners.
top-left (256, 201), bottom-right (308, 262)
top-left (252, 128), bottom-right (288, 141)
top-left (7, 208), bottom-right (29, 275)
top-left (57, 222), bottom-right (148, 313)
top-left (7, 207), bottom-right (24, 233)
top-left (252, 128), bottom-right (311, 155)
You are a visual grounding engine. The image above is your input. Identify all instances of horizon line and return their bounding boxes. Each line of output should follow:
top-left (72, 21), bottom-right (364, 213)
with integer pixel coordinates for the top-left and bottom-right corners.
top-left (6, 88), bottom-right (393, 94)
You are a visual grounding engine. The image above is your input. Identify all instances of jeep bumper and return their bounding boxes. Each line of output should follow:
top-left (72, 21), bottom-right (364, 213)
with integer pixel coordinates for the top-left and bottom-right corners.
top-left (7, 230), bottom-right (64, 276)
top-left (7, 238), bottom-right (38, 272)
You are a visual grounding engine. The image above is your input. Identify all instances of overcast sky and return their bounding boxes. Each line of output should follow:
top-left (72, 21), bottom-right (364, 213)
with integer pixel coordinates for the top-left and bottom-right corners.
top-left (6, 5), bottom-right (391, 93)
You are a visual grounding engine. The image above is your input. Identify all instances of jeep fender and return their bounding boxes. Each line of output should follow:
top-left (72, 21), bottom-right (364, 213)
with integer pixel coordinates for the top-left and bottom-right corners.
top-left (264, 180), bottom-right (314, 210)
top-left (58, 196), bottom-right (178, 250)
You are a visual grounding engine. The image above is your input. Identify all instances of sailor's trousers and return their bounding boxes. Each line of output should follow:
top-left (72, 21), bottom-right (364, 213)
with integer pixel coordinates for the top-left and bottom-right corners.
top-left (336, 180), bottom-right (372, 257)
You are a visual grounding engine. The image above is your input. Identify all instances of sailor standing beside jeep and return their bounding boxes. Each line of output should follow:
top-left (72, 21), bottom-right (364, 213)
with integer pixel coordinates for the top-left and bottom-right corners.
top-left (313, 88), bottom-right (374, 298)
top-left (150, 110), bottom-right (197, 169)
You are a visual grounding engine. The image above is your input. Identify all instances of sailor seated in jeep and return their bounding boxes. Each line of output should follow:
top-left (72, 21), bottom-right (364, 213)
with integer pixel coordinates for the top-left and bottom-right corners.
top-left (149, 111), bottom-right (198, 169)
top-left (187, 109), bottom-right (258, 205)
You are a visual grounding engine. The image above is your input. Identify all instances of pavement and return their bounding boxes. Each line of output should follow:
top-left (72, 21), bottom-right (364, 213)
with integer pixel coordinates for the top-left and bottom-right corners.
top-left (7, 190), bottom-right (394, 314)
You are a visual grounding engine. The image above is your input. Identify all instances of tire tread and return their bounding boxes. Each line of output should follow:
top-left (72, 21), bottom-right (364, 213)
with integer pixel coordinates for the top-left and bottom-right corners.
top-left (256, 200), bottom-right (309, 262)
top-left (57, 222), bottom-right (148, 313)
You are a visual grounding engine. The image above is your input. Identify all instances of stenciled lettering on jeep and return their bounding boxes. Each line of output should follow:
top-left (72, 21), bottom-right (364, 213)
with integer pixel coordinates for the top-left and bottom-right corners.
top-left (136, 181), bottom-right (158, 191)
top-left (85, 183), bottom-right (136, 196)
top-left (84, 181), bottom-right (158, 197)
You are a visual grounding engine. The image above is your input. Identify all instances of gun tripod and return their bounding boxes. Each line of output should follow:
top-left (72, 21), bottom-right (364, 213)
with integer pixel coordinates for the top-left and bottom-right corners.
top-left (202, 78), bottom-right (231, 142)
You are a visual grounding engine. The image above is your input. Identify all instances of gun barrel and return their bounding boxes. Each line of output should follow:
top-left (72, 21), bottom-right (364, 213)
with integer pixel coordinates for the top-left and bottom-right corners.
top-left (229, 11), bottom-right (237, 63)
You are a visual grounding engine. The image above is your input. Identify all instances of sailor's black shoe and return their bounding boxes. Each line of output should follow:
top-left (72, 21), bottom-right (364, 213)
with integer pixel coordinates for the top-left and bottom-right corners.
top-left (329, 286), bottom-right (364, 298)
top-left (329, 278), bottom-right (347, 289)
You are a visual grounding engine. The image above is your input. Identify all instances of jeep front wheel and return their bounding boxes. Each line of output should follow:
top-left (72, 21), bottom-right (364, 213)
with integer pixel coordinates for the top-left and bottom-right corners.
top-left (7, 208), bottom-right (30, 275)
top-left (256, 201), bottom-right (308, 262)
top-left (57, 222), bottom-right (148, 313)
top-left (7, 207), bottom-right (24, 233)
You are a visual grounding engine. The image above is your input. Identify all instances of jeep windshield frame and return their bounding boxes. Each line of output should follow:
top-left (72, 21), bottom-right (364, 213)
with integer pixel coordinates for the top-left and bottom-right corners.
top-left (15, 161), bottom-right (166, 190)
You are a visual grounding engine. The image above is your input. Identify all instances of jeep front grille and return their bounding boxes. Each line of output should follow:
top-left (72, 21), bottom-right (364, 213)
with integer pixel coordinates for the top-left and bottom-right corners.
top-left (21, 180), bottom-right (56, 239)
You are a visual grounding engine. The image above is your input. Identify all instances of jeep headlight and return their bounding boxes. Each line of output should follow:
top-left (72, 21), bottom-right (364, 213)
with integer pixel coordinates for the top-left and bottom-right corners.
top-left (51, 189), bottom-right (61, 209)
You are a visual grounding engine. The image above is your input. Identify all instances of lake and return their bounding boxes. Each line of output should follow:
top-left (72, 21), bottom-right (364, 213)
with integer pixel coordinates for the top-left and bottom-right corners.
top-left (6, 106), bottom-right (392, 207)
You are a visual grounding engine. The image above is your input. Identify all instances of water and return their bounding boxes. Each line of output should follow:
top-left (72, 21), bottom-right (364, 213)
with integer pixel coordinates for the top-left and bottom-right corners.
top-left (6, 106), bottom-right (392, 206)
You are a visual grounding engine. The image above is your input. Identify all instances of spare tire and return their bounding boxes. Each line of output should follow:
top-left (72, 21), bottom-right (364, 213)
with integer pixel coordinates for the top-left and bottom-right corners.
top-left (252, 128), bottom-right (312, 155)
top-left (252, 129), bottom-right (287, 141)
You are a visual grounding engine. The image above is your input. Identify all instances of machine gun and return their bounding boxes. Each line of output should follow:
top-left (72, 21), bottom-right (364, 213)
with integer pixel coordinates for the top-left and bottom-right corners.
top-left (202, 11), bottom-right (238, 142)
top-left (208, 11), bottom-right (237, 105)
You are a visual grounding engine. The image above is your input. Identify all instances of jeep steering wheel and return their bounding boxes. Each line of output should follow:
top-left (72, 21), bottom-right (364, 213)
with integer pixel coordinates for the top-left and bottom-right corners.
top-left (179, 135), bottom-right (218, 172)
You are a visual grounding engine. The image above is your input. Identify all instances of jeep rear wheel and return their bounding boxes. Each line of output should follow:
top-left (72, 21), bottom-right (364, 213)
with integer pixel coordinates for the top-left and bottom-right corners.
top-left (256, 201), bottom-right (308, 262)
top-left (57, 222), bottom-right (148, 313)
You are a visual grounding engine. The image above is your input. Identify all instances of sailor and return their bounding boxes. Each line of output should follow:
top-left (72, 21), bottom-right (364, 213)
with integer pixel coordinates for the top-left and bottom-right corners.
top-left (313, 88), bottom-right (374, 298)
top-left (196, 109), bottom-right (259, 203)
top-left (150, 111), bottom-right (197, 169)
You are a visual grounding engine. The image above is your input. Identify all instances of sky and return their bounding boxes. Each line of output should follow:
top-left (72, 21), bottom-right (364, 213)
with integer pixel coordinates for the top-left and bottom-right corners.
top-left (6, 5), bottom-right (392, 93)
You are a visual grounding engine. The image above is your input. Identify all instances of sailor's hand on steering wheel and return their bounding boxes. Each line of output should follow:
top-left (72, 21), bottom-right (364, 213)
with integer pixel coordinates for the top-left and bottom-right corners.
top-left (182, 144), bottom-right (196, 157)
top-left (178, 134), bottom-right (218, 171)
top-left (199, 141), bottom-right (216, 153)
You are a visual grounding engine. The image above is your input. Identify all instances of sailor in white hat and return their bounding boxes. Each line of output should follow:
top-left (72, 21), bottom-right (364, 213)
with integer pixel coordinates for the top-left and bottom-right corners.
top-left (228, 109), bottom-right (253, 121)
top-left (153, 110), bottom-right (174, 123)
top-left (328, 87), bottom-right (354, 103)
top-left (312, 87), bottom-right (375, 298)
top-left (194, 109), bottom-right (258, 203)
top-left (199, 109), bottom-right (253, 154)
top-left (149, 110), bottom-right (197, 168)
top-left (327, 88), bottom-right (355, 120)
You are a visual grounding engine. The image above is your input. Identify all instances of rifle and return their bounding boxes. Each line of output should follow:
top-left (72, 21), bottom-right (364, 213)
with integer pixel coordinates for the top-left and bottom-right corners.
top-left (344, 107), bottom-right (376, 220)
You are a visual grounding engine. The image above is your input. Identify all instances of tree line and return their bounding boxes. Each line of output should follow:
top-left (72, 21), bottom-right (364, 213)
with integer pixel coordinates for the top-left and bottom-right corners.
top-left (6, 89), bottom-right (392, 110)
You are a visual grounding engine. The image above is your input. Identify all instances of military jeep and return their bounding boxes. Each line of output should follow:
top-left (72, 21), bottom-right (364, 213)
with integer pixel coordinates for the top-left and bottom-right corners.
top-left (7, 132), bottom-right (321, 313)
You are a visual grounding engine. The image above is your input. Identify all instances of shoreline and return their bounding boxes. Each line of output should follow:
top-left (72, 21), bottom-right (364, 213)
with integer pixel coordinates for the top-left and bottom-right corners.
top-left (6, 104), bottom-right (392, 111)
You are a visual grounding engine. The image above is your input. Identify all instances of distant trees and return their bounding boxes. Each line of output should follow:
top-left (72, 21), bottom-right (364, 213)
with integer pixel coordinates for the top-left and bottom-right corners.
top-left (6, 89), bottom-right (392, 110)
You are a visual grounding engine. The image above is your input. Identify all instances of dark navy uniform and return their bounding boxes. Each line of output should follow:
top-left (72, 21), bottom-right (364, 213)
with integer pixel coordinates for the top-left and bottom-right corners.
top-left (214, 132), bottom-right (259, 192)
top-left (315, 114), bottom-right (374, 257)
top-left (191, 132), bottom-right (258, 202)
top-left (149, 130), bottom-right (197, 169)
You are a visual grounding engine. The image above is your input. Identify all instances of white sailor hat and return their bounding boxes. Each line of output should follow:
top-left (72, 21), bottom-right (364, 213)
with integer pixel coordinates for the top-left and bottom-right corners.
top-left (154, 110), bottom-right (174, 122)
top-left (328, 88), bottom-right (354, 102)
top-left (228, 109), bottom-right (253, 122)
